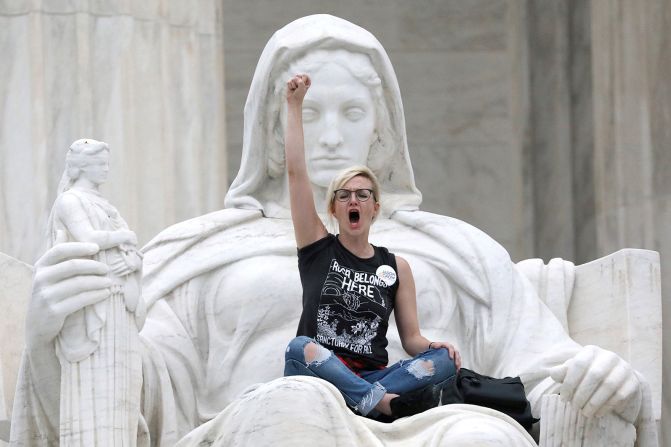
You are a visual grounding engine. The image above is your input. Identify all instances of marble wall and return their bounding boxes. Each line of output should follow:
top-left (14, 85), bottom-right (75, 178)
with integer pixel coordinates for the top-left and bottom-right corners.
top-left (0, 0), bottom-right (227, 264)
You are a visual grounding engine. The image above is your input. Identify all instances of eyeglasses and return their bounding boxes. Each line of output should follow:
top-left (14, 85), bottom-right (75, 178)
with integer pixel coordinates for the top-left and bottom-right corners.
top-left (333, 188), bottom-right (375, 202)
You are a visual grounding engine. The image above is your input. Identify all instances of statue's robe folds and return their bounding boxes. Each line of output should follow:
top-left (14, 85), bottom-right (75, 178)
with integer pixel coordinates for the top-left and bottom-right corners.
top-left (136, 207), bottom-right (584, 446)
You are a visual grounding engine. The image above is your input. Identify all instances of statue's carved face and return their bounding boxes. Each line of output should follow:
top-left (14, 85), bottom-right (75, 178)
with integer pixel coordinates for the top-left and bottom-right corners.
top-left (80, 151), bottom-right (110, 186)
top-left (301, 62), bottom-right (377, 188)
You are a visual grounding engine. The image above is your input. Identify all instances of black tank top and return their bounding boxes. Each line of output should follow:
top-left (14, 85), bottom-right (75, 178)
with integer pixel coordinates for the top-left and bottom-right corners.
top-left (296, 234), bottom-right (399, 370)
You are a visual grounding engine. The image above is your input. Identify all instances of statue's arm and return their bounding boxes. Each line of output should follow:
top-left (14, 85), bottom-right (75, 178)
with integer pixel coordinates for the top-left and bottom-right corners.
top-left (284, 74), bottom-right (327, 248)
top-left (55, 193), bottom-right (137, 249)
top-left (548, 345), bottom-right (643, 423)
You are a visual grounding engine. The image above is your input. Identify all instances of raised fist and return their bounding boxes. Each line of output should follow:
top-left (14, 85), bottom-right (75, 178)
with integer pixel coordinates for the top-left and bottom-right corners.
top-left (286, 74), bottom-right (311, 105)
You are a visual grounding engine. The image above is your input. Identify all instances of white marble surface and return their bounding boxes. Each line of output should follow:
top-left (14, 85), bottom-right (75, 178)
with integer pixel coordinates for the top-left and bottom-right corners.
top-left (0, 252), bottom-right (31, 443)
top-left (539, 394), bottom-right (636, 447)
top-left (176, 376), bottom-right (537, 446)
top-left (516, 249), bottom-right (663, 424)
top-left (570, 249), bottom-right (662, 420)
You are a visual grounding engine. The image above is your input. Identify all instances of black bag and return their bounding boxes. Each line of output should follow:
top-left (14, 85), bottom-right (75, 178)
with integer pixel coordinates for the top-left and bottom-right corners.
top-left (441, 368), bottom-right (538, 431)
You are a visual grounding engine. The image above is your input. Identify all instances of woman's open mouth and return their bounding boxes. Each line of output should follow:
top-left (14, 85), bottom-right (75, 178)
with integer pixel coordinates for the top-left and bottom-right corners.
top-left (349, 210), bottom-right (360, 224)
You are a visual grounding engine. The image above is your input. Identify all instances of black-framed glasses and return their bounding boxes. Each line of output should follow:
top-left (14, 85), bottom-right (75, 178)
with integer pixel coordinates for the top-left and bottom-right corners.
top-left (334, 188), bottom-right (375, 202)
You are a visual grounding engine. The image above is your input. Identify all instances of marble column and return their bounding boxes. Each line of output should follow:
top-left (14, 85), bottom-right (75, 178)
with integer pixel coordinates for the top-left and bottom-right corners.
top-left (524, 0), bottom-right (597, 263)
top-left (526, 0), bottom-right (576, 261)
top-left (0, 0), bottom-right (227, 264)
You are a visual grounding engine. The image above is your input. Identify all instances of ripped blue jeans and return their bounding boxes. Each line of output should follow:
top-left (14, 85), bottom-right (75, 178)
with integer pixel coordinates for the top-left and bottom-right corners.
top-left (284, 336), bottom-right (457, 416)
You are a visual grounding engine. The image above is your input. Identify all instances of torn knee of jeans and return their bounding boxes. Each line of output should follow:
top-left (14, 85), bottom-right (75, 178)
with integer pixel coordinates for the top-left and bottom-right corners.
top-left (407, 359), bottom-right (435, 379)
top-left (304, 342), bottom-right (331, 366)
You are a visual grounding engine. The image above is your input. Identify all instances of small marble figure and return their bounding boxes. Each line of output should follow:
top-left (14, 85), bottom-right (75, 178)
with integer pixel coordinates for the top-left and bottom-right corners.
top-left (47, 139), bottom-right (144, 445)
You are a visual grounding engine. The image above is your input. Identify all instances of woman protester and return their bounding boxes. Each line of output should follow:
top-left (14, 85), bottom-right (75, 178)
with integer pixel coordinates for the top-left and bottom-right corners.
top-left (282, 74), bottom-right (460, 420)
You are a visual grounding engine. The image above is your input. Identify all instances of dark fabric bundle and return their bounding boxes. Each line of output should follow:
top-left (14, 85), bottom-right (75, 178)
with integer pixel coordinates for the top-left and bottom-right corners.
top-left (441, 368), bottom-right (538, 431)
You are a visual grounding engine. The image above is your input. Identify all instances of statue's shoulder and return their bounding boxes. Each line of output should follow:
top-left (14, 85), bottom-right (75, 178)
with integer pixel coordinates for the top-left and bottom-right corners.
top-left (393, 210), bottom-right (501, 243)
top-left (51, 190), bottom-right (99, 223)
top-left (391, 209), bottom-right (513, 268)
top-left (142, 208), bottom-right (262, 253)
top-left (54, 189), bottom-right (83, 207)
top-left (140, 208), bottom-right (265, 306)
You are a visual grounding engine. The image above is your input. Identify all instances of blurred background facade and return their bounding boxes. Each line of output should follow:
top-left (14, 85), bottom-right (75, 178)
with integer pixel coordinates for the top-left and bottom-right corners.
top-left (0, 0), bottom-right (669, 444)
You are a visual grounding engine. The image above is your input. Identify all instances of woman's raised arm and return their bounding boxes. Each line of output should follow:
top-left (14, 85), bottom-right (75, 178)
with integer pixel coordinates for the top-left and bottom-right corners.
top-left (285, 74), bottom-right (328, 248)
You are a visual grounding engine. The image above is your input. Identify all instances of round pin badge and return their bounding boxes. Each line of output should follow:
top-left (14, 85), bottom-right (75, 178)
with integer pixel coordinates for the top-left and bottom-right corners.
top-left (376, 265), bottom-right (397, 287)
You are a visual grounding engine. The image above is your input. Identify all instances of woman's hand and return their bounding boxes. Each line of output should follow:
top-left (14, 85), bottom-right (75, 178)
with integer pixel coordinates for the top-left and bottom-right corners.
top-left (430, 341), bottom-right (462, 371)
top-left (26, 242), bottom-right (112, 350)
top-left (286, 74), bottom-right (311, 106)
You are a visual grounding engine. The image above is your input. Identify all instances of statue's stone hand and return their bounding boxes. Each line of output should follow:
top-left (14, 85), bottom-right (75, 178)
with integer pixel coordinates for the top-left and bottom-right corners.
top-left (27, 242), bottom-right (112, 350)
top-left (119, 229), bottom-right (138, 246)
top-left (108, 254), bottom-right (132, 276)
top-left (549, 345), bottom-right (642, 424)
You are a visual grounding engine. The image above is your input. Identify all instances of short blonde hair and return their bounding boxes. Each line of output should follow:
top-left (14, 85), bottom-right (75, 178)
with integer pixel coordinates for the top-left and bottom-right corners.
top-left (326, 165), bottom-right (381, 217)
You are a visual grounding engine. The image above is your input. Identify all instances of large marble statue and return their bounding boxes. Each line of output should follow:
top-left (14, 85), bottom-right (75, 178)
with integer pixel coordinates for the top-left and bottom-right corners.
top-left (10, 14), bottom-right (658, 447)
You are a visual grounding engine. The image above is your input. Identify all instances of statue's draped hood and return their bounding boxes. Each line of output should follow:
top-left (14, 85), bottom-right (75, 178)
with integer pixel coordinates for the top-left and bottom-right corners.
top-left (224, 14), bottom-right (421, 217)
